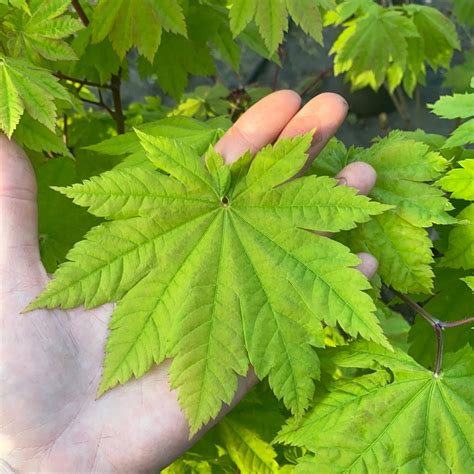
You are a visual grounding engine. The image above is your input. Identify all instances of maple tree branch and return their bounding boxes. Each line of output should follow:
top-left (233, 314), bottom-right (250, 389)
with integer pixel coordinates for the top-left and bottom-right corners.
top-left (442, 316), bottom-right (474, 328)
top-left (54, 72), bottom-right (110, 89)
top-left (392, 290), bottom-right (474, 376)
top-left (71, 0), bottom-right (89, 26)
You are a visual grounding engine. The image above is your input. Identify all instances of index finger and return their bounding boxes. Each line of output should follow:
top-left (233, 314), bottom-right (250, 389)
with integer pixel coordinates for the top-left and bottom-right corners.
top-left (214, 90), bottom-right (301, 164)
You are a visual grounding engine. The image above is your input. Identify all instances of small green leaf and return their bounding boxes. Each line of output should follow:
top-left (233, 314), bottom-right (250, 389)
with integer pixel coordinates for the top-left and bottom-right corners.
top-left (218, 418), bottom-right (279, 473)
top-left (430, 92), bottom-right (474, 119)
top-left (437, 159), bottom-right (474, 200)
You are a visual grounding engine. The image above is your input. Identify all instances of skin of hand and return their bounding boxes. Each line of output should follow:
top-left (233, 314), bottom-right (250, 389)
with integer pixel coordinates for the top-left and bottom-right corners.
top-left (0, 91), bottom-right (379, 473)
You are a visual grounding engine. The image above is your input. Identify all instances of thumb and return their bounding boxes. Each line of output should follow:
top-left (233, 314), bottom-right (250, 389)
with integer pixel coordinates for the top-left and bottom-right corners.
top-left (0, 135), bottom-right (47, 294)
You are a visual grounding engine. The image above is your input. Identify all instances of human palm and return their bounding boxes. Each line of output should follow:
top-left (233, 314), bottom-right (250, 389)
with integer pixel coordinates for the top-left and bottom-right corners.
top-left (0, 91), bottom-right (378, 473)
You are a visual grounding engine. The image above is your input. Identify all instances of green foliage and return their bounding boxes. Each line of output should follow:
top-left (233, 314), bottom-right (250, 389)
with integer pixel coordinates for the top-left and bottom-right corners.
top-left (228, 0), bottom-right (335, 52)
top-left (328, 1), bottom-right (459, 95)
top-left (311, 132), bottom-right (453, 293)
top-left (28, 131), bottom-right (390, 433)
top-left (0, 55), bottom-right (70, 137)
top-left (1, 0), bottom-right (83, 62)
top-left (0, 1), bottom-right (472, 471)
top-left (277, 343), bottom-right (473, 473)
top-left (91, 0), bottom-right (186, 61)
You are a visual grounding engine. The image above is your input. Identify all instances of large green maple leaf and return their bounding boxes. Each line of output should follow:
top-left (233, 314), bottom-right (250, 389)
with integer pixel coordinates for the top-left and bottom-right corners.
top-left (276, 343), bottom-right (474, 473)
top-left (28, 130), bottom-right (390, 433)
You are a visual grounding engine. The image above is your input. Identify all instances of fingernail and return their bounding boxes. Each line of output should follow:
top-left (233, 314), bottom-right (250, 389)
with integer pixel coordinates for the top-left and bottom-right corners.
top-left (337, 176), bottom-right (347, 186)
top-left (341, 97), bottom-right (349, 109)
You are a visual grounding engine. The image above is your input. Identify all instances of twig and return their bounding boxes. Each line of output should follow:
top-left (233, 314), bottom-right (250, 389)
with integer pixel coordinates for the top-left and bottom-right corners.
top-left (63, 113), bottom-right (68, 146)
top-left (385, 84), bottom-right (412, 129)
top-left (71, 0), bottom-right (89, 26)
top-left (54, 72), bottom-right (110, 89)
top-left (442, 317), bottom-right (474, 328)
top-left (299, 68), bottom-right (332, 97)
top-left (111, 71), bottom-right (125, 134)
top-left (393, 290), bottom-right (474, 376)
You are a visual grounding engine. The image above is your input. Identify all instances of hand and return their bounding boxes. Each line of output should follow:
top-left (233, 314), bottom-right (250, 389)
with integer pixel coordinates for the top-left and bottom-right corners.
top-left (0, 91), bottom-right (378, 473)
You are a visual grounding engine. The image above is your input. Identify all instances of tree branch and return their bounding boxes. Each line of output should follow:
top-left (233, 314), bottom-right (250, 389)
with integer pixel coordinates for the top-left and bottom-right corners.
top-left (111, 71), bottom-right (125, 134)
top-left (392, 290), bottom-right (473, 377)
top-left (71, 0), bottom-right (89, 26)
top-left (54, 72), bottom-right (110, 89)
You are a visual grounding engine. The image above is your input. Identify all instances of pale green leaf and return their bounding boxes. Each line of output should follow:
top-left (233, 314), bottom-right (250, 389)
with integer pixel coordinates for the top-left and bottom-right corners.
top-left (351, 210), bottom-right (435, 293)
top-left (3, 0), bottom-right (83, 61)
top-left (430, 92), bottom-right (474, 119)
top-left (331, 7), bottom-right (419, 91)
top-left (0, 59), bottom-right (22, 137)
top-left (0, 56), bottom-right (69, 135)
top-left (443, 119), bottom-right (474, 148)
top-left (86, 116), bottom-right (230, 156)
top-left (218, 418), bottom-right (279, 473)
top-left (28, 131), bottom-right (388, 433)
top-left (437, 159), bottom-right (474, 200)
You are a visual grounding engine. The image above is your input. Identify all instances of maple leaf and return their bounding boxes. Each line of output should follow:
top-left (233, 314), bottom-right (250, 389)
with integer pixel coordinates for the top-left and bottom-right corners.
top-left (28, 130), bottom-right (390, 433)
top-left (276, 343), bottom-right (474, 473)
top-left (430, 91), bottom-right (474, 120)
top-left (437, 159), bottom-right (474, 201)
top-left (91, 0), bottom-right (187, 61)
top-left (330, 6), bottom-right (420, 91)
top-left (310, 133), bottom-right (453, 293)
top-left (228, 0), bottom-right (334, 53)
top-left (2, 0), bottom-right (83, 63)
top-left (439, 204), bottom-right (474, 270)
top-left (0, 55), bottom-right (70, 137)
top-left (218, 418), bottom-right (279, 473)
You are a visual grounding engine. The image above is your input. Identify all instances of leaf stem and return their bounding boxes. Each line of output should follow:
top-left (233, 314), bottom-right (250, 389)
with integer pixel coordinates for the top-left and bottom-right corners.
top-left (392, 290), bottom-right (473, 376)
